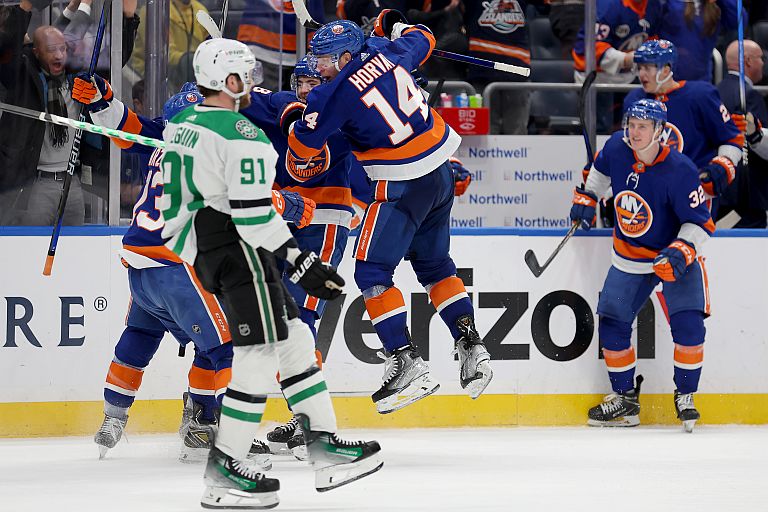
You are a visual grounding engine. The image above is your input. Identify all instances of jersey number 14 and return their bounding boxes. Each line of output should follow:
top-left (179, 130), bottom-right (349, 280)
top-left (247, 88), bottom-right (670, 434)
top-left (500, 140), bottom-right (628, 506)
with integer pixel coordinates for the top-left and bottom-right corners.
top-left (360, 66), bottom-right (429, 145)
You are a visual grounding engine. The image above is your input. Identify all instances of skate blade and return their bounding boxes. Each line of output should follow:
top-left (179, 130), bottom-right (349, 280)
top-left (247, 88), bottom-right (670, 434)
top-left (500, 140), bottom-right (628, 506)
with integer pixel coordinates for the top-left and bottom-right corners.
top-left (201, 486), bottom-right (279, 509)
top-left (179, 445), bottom-right (210, 464)
top-left (290, 445), bottom-right (308, 462)
top-left (315, 452), bottom-right (384, 493)
top-left (98, 445), bottom-right (109, 460)
top-left (375, 374), bottom-right (440, 414)
top-left (266, 442), bottom-right (292, 456)
top-left (682, 419), bottom-right (697, 433)
top-left (463, 361), bottom-right (493, 399)
top-left (245, 453), bottom-right (273, 471)
top-left (587, 415), bottom-right (640, 428)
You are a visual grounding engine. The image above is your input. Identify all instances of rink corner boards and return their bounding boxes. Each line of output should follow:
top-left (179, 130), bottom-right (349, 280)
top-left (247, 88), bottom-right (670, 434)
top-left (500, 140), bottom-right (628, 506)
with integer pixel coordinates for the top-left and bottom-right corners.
top-left (3, 393), bottom-right (768, 437)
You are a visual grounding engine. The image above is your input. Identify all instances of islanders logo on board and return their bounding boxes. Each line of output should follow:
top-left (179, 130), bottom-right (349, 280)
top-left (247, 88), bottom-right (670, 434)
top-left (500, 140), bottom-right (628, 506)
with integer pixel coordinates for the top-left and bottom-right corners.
top-left (286, 145), bottom-right (331, 182)
top-left (659, 121), bottom-right (684, 153)
top-left (615, 190), bottom-right (653, 238)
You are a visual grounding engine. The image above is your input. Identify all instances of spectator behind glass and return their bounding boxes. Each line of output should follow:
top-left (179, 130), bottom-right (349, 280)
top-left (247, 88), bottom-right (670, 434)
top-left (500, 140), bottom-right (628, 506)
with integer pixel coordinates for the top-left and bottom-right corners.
top-left (0, 3), bottom-right (84, 226)
top-left (465, 0), bottom-right (538, 135)
top-left (717, 39), bottom-right (768, 228)
top-left (128, 0), bottom-right (206, 91)
top-left (548, 0), bottom-right (584, 59)
top-left (658, 0), bottom-right (742, 82)
top-left (237, 0), bottom-right (324, 91)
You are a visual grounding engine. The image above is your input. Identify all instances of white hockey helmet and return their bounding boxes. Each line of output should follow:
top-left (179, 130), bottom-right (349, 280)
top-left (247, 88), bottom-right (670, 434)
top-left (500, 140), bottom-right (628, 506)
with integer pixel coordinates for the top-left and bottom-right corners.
top-left (193, 38), bottom-right (259, 102)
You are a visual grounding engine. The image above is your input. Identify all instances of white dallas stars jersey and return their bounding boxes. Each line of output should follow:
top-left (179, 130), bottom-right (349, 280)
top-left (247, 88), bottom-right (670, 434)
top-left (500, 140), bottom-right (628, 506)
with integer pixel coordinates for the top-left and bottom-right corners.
top-left (160, 104), bottom-right (291, 263)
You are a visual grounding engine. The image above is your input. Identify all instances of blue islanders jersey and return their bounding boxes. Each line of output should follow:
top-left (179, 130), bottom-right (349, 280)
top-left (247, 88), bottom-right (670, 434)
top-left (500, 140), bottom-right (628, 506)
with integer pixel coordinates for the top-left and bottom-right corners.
top-left (288, 28), bottom-right (461, 181)
top-left (593, 132), bottom-right (715, 274)
top-left (624, 81), bottom-right (744, 168)
top-left (240, 88), bottom-right (357, 228)
top-left (90, 99), bottom-right (182, 268)
top-left (573, 0), bottom-right (660, 74)
top-left (236, 0), bottom-right (324, 65)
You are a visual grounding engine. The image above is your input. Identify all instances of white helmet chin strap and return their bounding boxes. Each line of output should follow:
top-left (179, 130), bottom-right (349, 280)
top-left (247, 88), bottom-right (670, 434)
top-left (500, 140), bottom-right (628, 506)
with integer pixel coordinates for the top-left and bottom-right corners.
top-left (623, 124), bottom-right (664, 153)
top-left (221, 74), bottom-right (250, 111)
top-left (654, 67), bottom-right (673, 93)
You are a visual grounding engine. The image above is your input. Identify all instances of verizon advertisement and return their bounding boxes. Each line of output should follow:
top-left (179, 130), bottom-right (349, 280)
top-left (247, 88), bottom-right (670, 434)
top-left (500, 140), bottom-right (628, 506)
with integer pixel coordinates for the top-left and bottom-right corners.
top-left (1, 232), bottom-right (766, 403)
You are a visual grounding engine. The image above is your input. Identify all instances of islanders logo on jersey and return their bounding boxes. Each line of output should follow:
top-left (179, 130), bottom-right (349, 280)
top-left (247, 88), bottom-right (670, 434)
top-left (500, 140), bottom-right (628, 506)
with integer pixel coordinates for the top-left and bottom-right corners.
top-left (615, 190), bottom-right (653, 238)
top-left (659, 120), bottom-right (684, 153)
top-left (478, 0), bottom-right (525, 34)
top-left (286, 144), bottom-right (331, 182)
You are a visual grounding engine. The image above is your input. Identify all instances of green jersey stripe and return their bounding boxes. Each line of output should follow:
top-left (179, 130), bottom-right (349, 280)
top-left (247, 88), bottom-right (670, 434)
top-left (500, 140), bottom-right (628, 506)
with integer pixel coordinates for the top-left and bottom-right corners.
top-left (243, 244), bottom-right (277, 342)
top-left (221, 405), bottom-right (263, 423)
top-left (232, 211), bottom-right (277, 225)
top-left (172, 218), bottom-right (194, 255)
top-left (286, 381), bottom-right (328, 407)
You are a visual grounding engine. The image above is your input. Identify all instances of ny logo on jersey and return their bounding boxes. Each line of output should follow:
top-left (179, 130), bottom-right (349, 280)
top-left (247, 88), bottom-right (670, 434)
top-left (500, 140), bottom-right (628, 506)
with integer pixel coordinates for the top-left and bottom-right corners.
top-left (615, 190), bottom-right (653, 238)
top-left (659, 122), bottom-right (685, 153)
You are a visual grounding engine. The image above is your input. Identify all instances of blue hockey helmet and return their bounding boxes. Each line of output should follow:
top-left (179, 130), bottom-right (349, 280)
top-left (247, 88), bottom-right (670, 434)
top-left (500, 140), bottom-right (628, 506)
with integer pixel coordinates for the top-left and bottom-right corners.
top-left (163, 82), bottom-right (203, 123)
top-left (291, 55), bottom-right (325, 95)
top-left (309, 20), bottom-right (365, 60)
top-left (624, 98), bottom-right (667, 125)
top-left (633, 39), bottom-right (677, 71)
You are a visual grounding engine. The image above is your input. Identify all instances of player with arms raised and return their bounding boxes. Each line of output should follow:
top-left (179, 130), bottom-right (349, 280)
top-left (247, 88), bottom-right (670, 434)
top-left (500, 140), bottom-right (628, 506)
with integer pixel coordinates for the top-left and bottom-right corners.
top-left (160, 38), bottom-right (382, 508)
top-left (571, 99), bottom-right (715, 433)
top-left (284, 14), bottom-right (493, 414)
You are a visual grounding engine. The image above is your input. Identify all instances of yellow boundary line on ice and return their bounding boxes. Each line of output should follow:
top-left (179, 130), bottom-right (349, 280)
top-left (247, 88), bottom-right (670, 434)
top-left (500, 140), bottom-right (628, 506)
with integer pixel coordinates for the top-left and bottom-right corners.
top-left (2, 394), bottom-right (767, 437)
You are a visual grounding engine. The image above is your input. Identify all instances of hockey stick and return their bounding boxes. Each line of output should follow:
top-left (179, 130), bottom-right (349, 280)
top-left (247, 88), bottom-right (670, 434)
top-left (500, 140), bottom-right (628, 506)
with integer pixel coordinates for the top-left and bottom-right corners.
top-left (196, 10), bottom-right (221, 38)
top-left (523, 223), bottom-right (579, 278)
top-left (291, 0), bottom-right (530, 77)
top-left (737, 0), bottom-right (748, 165)
top-left (219, 0), bottom-right (229, 35)
top-left (43, 0), bottom-right (112, 276)
top-left (523, 72), bottom-right (597, 277)
top-left (0, 101), bottom-right (166, 149)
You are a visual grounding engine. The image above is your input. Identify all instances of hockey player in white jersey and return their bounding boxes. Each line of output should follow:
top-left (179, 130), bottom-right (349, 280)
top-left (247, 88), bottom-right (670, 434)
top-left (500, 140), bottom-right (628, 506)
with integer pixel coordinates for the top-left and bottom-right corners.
top-left (160, 38), bottom-right (383, 509)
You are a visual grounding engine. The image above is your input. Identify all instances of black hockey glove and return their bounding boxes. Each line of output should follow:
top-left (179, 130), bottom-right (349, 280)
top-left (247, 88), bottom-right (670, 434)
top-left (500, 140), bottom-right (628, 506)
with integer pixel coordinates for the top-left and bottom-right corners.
top-left (279, 101), bottom-right (306, 137)
top-left (288, 250), bottom-right (345, 300)
top-left (372, 9), bottom-right (408, 39)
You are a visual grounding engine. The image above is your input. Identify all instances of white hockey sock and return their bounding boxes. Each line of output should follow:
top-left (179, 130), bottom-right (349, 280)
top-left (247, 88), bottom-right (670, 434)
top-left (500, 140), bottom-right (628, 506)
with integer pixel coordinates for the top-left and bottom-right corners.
top-left (216, 388), bottom-right (267, 460)
top-left (281, 366), bottom-right (337, 433)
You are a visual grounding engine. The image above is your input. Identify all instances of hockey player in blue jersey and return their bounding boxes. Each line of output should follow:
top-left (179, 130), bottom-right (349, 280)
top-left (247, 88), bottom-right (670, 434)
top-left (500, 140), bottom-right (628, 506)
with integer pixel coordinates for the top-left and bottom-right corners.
top-left (624, 39), bottom-right (744, 205)
top-left (571, 99), bottom-right (715, 433)
top-left (285, 15), bottom-right (493, 414)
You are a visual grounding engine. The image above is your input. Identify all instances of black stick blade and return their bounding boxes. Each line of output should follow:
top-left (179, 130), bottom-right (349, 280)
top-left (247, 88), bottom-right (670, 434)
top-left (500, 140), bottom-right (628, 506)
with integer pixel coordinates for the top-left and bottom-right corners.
top-left (524, 249), bottom-right (543, 277)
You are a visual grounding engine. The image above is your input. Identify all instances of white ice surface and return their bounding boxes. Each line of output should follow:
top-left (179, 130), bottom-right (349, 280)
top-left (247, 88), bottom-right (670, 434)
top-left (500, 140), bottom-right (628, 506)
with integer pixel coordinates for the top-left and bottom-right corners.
top-left (1, 426), bottom-right (766, 512)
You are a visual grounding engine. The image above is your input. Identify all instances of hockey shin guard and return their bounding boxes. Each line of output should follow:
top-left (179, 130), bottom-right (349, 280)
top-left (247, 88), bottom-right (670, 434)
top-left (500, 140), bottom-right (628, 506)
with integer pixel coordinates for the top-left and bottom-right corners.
top-left (599, 317), bottom-right (636, 394)
top-left (363, 286), bottom-right (410, 352)
top-left (427, 276), bottom-right (473, 340)
top-left (671, 311), bottom-right (705, 394)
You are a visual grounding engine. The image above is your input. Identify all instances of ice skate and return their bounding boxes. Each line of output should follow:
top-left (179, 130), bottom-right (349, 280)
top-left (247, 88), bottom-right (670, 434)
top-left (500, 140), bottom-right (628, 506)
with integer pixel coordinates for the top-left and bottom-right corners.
top-left (588, 375), bottom-right (644, 427)
top-left (265, 416), bottom-right (299, 455)
top-left (453, 315), bottom-right (493, 399)
top-left (201, 446), bottom-right (280, 509)
top-left (372, 342), bottom-right (439, 414)
top-left (179, 399), bottom-right (217, 463)
top-left (295, 414), bottom-right (383, 492)
top-left (287, 431), bottom-right (308, 461)
top-left (247, 439), bottom-right (273, 470)
top-left (674, 390), bottom-right (700, 433)
top-left (178, 391), bottom-right (193, 438)
top-left (94, 414), bottom-right (127, 459)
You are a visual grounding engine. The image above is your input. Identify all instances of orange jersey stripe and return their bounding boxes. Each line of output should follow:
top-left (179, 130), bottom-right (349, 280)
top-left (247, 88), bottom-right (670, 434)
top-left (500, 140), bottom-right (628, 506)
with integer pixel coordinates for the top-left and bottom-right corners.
top-left (113, 109), bottom-right (142, 149)
top-left (288, 130), bottom-right (325, 159)
top-left (279, 185), bottom-right (352, 207)
top-left (106, 361), bottom-right (144, 391)
top-left (699, 257), bottom-right (711, 315)
top-left (403, 26), bottom-right (435, 66)
top-left (236, 24), bottom-right (297, 52)
top-left (612, 235), bottom-right (659, 260)
top-left (728, 133), bottom-right (746, 147)
top-left (469, 38), bottom-right (531, 64)
top-left (603, 347), bottom-right (636, 368)
top-left (214, 367), bottom-right (232, 392)
top-left (188, 365), bottom-right (216, 390)
top-left (429, 276), bottom-right (467, 309)
top-left (355, 201), bottom-right (381, 260)
top-left (305, 225), bottom-right (338, 312)
top-left (674, 344), bottom-right (704, 365)
top-left (185, 264), bottom-right (232, 343)
top-left (374, 181), bottom-right (387, 201)
top-left (365, 287), bottom-right (406, 322)
top-left (123, 244), bottom-right (183, 263)
top-left (572, 42), bottom-right (612, 71)
top-left (352, 110), bottom-right (448, 163)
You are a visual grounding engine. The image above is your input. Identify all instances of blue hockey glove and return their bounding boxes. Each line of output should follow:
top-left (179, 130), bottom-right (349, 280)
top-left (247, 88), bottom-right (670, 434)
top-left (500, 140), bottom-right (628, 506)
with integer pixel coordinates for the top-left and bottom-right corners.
top-left (272, 190), bottom-right (315, 228)
top-left (699, 156), bottom-right (736, 197)
top-left (449, 156), bottom-right (471, 196)
top-left (570, 185), bottom-right (597, 230)
top-left (72, 72), bottom-right (113, 112)
top-left (279, 101), bottom-right (306, 137)
top-left (653, 239), bottom-right (696, 282)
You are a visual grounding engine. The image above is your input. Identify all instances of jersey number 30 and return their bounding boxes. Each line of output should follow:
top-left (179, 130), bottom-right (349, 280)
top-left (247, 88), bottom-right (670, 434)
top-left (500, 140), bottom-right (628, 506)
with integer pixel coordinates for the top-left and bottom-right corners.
top-left (361, 66), bottom-right (429, 145)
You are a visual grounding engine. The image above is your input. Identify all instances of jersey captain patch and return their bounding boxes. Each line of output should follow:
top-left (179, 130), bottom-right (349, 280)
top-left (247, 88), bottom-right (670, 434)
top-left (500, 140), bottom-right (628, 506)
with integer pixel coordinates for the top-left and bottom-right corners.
top-left (615, 190), bottom-right (653, 238)
top-left (285, 144), bottom-right (331, 182)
